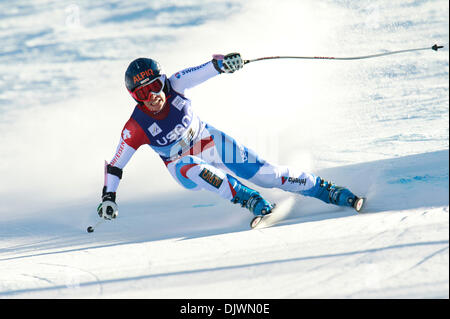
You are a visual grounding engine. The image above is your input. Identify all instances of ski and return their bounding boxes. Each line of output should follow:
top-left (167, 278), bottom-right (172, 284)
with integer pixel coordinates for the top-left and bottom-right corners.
top-left (354, 197), bottom-right (366, 213)
top-left (250, 196), bottom-right (366, 229)
top-left (250, 197), bottom-right (296, 229)
top-left (250, 213), bottom-right (270, 229)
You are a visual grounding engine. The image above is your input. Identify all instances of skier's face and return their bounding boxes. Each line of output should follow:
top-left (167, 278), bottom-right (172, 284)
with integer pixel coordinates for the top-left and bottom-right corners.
top-left (143, 91), bottom-right (166, 113)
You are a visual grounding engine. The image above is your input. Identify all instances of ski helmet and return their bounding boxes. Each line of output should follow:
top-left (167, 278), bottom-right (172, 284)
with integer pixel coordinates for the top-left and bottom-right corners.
top-left (125, 58), bottom-right (162, 94)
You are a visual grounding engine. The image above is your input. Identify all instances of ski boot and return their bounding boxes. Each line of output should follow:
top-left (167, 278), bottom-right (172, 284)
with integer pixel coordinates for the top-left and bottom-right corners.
top-left (308, 177), bottom-right (365, 212)
top-left (229, 179), bottom-right (275, 228)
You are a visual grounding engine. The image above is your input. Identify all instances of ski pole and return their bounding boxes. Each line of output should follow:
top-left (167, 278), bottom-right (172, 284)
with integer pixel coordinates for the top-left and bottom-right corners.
top-left (243, 44), bottom-right (444, 64)
top-left (87, 219), bottom-right (104, 233)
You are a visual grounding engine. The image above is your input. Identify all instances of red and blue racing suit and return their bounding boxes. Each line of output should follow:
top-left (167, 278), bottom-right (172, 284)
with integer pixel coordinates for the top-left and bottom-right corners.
top-left (105, 60), bottom-right (318, 202)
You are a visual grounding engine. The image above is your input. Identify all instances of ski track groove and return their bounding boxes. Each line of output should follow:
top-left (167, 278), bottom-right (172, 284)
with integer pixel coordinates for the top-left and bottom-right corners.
top-left (20, 273), bottom-right (54, 286)
top-left (38, 262), bottom-right (104, 296)
top-left (408, 245), bottom-right (449, 270)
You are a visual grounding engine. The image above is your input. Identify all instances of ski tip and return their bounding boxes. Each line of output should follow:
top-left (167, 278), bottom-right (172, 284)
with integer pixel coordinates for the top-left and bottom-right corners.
top-left (354, 197), bottom-right (366, 213)
top-left (250, 216), bottom-right (264, 229)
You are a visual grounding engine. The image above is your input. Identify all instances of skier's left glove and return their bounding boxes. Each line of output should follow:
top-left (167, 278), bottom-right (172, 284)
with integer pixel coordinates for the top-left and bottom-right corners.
top-left (212, 53), bottom-right (244, 74)
top-left (97, 187), bottom-right (118, 220)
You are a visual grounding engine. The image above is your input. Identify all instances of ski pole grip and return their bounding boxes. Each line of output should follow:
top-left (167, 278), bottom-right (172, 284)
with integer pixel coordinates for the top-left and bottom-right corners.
top-left (432, 44), bottom-right (444, 51)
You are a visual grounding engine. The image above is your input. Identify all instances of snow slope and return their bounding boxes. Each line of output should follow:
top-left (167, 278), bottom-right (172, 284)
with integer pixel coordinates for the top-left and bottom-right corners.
top-left (0, 0), bottom-right (448, 299)
top-left (1, 150), bottom-right (448, 298)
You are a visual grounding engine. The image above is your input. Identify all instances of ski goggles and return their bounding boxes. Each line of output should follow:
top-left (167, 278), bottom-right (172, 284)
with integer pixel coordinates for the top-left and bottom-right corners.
top-left (130, 76), bottom-right (165, 102)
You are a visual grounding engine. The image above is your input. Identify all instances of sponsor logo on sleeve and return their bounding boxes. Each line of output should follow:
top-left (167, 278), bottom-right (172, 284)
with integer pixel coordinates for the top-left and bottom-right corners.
top-left (177, 62), bottom-right (210, 78)
top-left (111, 140), bottom-right (125, 166)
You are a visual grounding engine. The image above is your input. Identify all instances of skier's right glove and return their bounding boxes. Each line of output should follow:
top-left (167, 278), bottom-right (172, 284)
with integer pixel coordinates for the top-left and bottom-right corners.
top-left (97, 187), bottom-right (118, 220)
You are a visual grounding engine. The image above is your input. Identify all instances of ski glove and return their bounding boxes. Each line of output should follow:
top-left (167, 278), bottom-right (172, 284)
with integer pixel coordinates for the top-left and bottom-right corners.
top-left (97, 187), bottom-right (118, 220)
top-left (212, 53), bottom-right (244, 74)
top-left (97, 201), bottom-right (118, 220)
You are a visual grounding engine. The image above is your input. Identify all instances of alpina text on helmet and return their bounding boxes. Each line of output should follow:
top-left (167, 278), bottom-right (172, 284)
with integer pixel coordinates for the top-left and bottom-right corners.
top-left (133, 68), bottom-right (155, 84)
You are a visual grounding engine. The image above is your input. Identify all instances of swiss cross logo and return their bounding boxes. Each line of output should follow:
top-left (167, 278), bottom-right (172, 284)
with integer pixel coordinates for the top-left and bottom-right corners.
top-left (148, 122), bottom-right (162, 136)
top-left (122, 129), bottom-right (131, 140)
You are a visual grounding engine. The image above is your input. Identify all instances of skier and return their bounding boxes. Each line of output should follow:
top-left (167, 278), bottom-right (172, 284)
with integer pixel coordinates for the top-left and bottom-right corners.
top-left (97, 53), bottom-right (365, 227)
